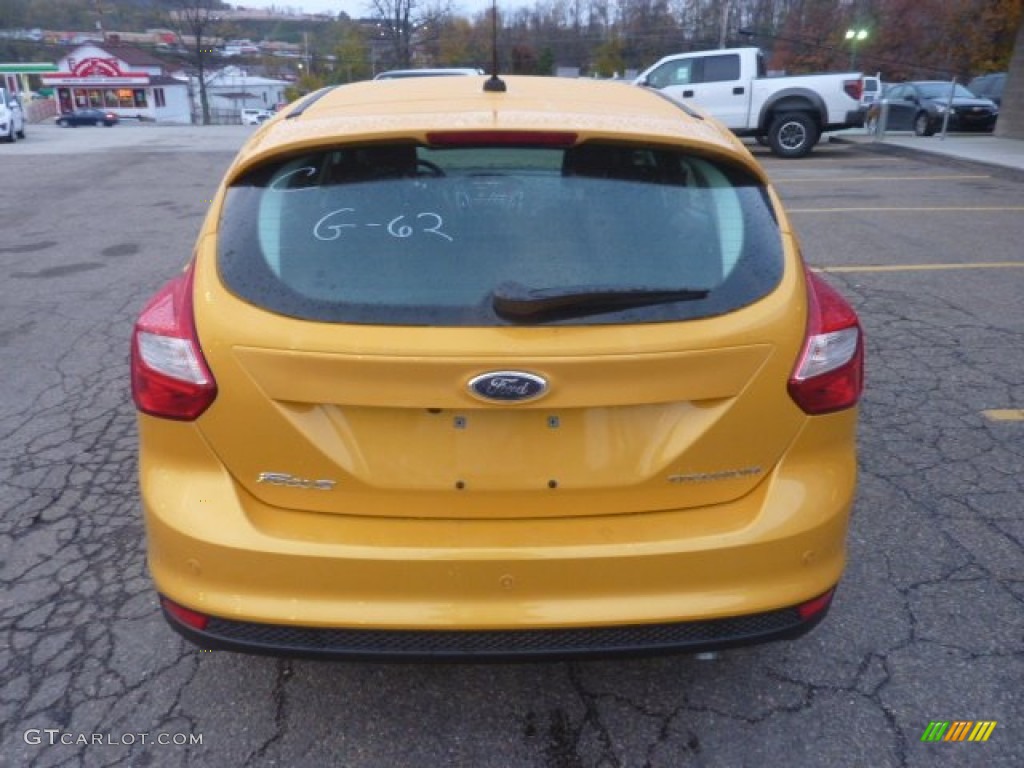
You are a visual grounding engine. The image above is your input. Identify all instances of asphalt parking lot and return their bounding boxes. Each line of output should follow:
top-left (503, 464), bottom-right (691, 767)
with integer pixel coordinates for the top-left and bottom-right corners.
top-left (2, 124), bottom-right (1022, 767)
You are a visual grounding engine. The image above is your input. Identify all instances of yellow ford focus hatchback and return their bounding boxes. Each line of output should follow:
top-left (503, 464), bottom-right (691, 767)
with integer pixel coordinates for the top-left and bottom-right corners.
top-left (132, 74), bottom-right (863, 659)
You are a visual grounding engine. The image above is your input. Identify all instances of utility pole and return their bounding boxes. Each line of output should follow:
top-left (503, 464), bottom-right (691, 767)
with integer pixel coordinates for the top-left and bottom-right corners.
top-left (719, 0), bottom-right (731, 49)
top-left (94, 1), bottom-right (107, 43)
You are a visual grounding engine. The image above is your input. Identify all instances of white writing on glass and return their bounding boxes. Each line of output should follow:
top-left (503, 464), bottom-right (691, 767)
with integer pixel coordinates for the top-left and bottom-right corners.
top-left (313, 209), bottom-right (453, 242)
top-left (270, 166), bottom-right (317, 189)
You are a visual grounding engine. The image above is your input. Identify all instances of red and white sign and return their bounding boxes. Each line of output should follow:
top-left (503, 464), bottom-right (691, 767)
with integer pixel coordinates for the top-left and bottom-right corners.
top-left (42, 57), bottom-right (150, 86)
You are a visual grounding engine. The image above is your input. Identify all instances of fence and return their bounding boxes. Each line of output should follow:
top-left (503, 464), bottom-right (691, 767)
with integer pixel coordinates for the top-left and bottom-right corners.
top-left (26, 98), bottom-right (57, 123)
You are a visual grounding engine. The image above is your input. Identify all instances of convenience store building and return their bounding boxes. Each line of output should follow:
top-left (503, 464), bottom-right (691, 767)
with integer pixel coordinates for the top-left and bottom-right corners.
top-left (42, 43), bottom-right (190, 123)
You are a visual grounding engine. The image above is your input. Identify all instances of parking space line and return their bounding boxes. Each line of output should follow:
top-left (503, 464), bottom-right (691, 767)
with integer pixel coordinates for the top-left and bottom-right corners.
top-left (814, 263), bottom-right (1024, 273)
top-left (773, 175), bottom-right (991, 183)
top-left (982, 410), bottom-right (1024, 422)
top-left (790, 206), bottom-right (1024, 213)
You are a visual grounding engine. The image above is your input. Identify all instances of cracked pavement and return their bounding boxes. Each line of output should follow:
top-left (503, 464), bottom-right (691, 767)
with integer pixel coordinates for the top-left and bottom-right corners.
top-left (1, 127), bottom-right (1021, 767)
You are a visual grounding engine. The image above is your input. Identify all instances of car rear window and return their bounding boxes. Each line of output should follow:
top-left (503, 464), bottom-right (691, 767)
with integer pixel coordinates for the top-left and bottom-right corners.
top-left (217, 141), bottom-right (783, 326)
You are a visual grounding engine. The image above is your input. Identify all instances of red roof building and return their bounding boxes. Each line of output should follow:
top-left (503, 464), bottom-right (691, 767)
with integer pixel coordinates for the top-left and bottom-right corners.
top-left (42, 43), bottom-right (191, 123)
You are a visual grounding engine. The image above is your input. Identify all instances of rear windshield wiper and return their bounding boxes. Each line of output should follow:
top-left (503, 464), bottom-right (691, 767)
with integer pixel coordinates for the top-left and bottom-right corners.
top-left (491, 281), bottom-right (709, 322)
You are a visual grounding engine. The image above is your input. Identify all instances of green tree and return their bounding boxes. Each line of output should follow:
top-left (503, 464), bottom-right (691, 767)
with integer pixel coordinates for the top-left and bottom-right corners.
top-left (334, 25), bottom-right (372, 82)
top-left (437, 17), bottom-right (478, 66)
top-left (286, 71), bottom-right (326, 101)
top-left (592, 34), bottom-right (624, 77)
top-left (537, 46), bottom-right (555, 75)
top-left (0, 0), bottom-right (30, 28)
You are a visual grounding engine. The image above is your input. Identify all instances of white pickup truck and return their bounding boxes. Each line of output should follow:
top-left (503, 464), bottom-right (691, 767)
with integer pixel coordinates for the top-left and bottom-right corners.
top-left (635, 47), bottom-right (865, 158)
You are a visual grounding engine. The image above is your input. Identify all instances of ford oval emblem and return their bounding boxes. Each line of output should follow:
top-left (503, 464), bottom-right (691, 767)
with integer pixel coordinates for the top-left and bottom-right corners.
top-left (468, 371), bottom-right (548, 403)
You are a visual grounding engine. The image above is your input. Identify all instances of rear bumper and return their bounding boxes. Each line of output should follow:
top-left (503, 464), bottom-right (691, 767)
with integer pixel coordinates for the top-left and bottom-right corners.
top-left (140, 409), bottom-right (857, 656)
top-left (161, 590), bottom-right (835, 661)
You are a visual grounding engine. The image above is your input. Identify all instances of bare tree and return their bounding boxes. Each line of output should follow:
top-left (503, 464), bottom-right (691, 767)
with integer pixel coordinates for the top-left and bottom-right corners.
top-left (369, 0), bottom-right (453, 69)
top-left (172, 0), bottom-right (221, 125)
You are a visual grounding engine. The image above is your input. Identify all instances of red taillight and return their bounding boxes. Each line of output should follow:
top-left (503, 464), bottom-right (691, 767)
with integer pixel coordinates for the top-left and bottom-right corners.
top-left (788, 268), bottom-right (864, 415)
top-left (797, 589), bottom-right (835, 620)
top-left (131, 262), bottom-right (217, 421)
top-left (843, 78), bottom-right (863, 101)
top-left (161, 596), bottom-right (210, 630)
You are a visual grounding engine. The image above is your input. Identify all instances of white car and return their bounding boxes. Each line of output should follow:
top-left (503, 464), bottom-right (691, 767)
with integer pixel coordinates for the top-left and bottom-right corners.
top-left (1, 87), bottom-right (26, 143)
top-left (374, 68), bottom-right (484, 80)
top-left (240, 108), bottom-right (272, 125)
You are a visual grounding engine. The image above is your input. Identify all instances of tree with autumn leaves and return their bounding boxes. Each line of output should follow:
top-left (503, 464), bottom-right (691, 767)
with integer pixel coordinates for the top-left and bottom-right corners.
top-left (157, 0), bottom-right (1019, 126)
top-left (358, 0), bottom-right (1023, 130)
top-left (388, 0), bottom-right (1022, 81)
top-left (766, 0), bottom-right (1022, 80)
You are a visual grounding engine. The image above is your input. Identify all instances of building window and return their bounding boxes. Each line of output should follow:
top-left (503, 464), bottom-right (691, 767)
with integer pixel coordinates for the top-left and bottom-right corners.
top-left (133, 89), bottom-right (147, 108)
top-left (154, 88), bottom-right (166, 108)
top-left (104, 89), bottom-right (119, 108)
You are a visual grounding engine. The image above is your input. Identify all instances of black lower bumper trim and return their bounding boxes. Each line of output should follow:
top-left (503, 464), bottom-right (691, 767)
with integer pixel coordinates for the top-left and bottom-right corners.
top-left (161, 595), bottom-right (833, 661)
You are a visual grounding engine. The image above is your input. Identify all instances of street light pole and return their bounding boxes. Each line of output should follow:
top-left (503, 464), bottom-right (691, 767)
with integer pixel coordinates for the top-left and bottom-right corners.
top-left (845, 28), bottom-right (868, 69)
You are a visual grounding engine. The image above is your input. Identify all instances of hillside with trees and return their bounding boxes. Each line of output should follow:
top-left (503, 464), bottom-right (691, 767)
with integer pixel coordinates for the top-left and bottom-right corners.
top-left (2, 0), bottom-right (1020, 86)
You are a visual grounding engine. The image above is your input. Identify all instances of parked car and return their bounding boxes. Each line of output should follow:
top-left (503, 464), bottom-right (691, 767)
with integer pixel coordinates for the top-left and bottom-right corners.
top-left (374, 67), bottom-right (484, 79)
top-left (1, 86), bottom-right (27, 142)
top-left (56, 108), bottom-right (119, 127)
top-left (240, 108), bottom-right (273, 125)
top-left (968, 72), bottom-right (1006, 106)
top-left (132, 74), bottom-right (864, 660)
top-left (869, 81), bottom-right (998, 135)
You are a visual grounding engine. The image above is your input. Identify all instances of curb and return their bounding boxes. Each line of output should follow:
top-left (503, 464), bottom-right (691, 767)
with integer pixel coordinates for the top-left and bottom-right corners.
top-left (828, 135), bottom-right (1024, 181)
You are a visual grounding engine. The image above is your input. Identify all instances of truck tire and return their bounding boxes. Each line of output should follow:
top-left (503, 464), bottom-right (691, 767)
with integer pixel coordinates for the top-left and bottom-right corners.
top-left (767, 112), bottom-right (819, 158)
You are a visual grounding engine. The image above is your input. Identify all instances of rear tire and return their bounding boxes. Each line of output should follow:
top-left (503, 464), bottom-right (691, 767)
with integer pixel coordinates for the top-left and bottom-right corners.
top-left (767, 112), bottom-right (819, 158)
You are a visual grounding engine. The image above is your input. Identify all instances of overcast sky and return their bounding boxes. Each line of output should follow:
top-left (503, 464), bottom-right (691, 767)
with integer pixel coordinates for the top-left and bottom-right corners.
top-left (237, 0), bottom-right (509, 19)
